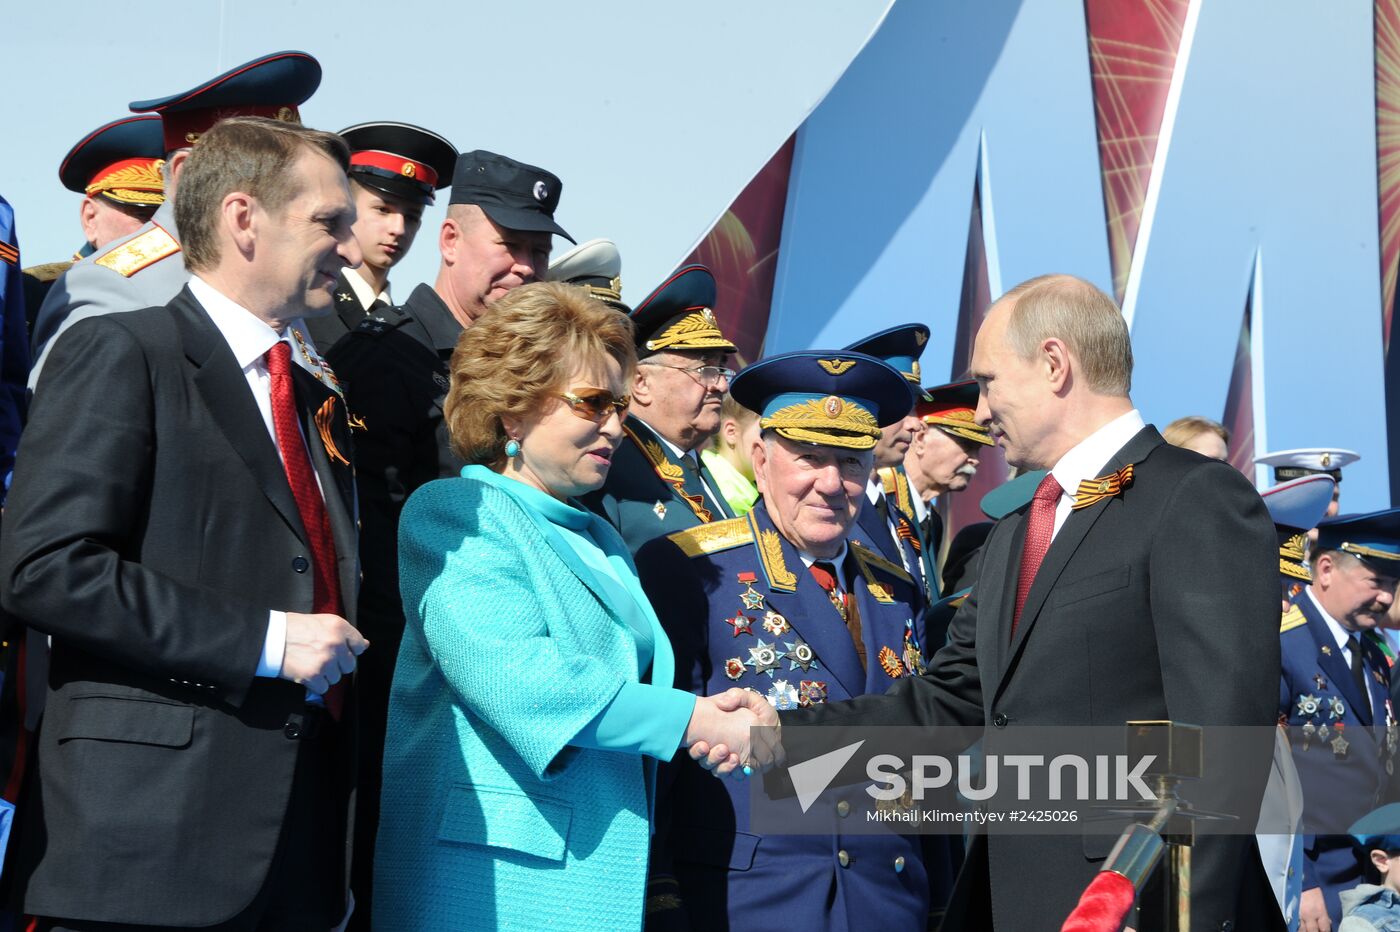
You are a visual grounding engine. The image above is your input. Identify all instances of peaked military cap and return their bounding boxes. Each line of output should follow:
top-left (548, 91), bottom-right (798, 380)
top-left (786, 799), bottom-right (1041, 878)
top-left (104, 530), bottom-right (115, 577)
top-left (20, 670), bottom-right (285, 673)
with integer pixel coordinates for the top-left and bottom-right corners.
top-left (1255, 447), bottom-right (1360, 483)
top-left (340, 121), bottom-right (456, 206)
top-left (545, 238), bottom-right (626, 312)
top-left (1316, 507), bottom-right (1400, 575)
top-left (730, 350), bottom-right (913, 451)
top-left (844, 323), bottom-right (933, 401)
top-left (630, 264), bottom-right (735, 354)
top-left (59, 115), bottom-right (165, 207)
top-left (980, 469), bottom-right (1049, 520)
top-left (130, 51), bottom-right (320, 153)
top-left (1262, 474), bottom-right (1336, 582)
top-left (449, 150), bottom-right (573, 242)
top-left (916, 379), bottom-right (992, 446)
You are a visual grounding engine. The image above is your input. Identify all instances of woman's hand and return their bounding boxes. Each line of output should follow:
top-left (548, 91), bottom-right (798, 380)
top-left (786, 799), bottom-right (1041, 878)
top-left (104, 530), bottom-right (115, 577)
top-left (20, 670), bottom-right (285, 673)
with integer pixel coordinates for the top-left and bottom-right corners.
top-left (683, 688), bottom-right (782, 778)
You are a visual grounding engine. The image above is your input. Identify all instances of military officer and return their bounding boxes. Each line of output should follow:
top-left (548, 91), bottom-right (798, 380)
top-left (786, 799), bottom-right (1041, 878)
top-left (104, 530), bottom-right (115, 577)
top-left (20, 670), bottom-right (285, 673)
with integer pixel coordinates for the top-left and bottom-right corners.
top-left (324, 148), bottom-right (570, 926)
top-left (543, 237), bottom-right (628, 313)
top-left (1281, 507), bottom-right (1400, 929)
top-left (1257, 448), bottom-right (1360, 536)
top-left (29, 50), bottom-right (323, 390)
top-left (22, 114), bottom-right (166, 332)
top-left (304, 121), bottom-right (456, 351)
top-left (900, 378), bottom-right (995, 595)
top-left (582, 264), bottom-right (738, 554)
top-left (636, 349), bottom-right (951, 931)
top-left (844, 324), bottom-right (933, 593)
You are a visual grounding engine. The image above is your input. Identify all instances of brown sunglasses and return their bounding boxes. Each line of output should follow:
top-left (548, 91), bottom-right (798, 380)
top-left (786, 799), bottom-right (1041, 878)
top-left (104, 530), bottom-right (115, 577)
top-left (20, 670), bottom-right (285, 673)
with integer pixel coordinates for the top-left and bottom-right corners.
top-left (557, 388), bottom-right (631, 423)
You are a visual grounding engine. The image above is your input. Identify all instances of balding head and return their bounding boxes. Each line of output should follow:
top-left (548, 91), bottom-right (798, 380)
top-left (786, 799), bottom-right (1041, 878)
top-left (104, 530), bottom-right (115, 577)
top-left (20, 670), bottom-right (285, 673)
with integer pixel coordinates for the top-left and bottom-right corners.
top-left (999, 274), bottom-right (1132, 396)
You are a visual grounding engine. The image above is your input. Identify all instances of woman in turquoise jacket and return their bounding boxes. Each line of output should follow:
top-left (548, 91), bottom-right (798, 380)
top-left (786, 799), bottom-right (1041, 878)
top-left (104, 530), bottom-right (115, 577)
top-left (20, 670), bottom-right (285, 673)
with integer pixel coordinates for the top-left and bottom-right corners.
top-left (374, 282), bottom-right (774, 931)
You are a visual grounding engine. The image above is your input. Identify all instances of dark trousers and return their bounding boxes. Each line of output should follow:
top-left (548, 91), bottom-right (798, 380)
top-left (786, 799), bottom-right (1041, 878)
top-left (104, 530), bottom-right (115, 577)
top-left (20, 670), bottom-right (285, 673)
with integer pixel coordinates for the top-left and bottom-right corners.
top-left (39, 710), bottom-right (347, 932)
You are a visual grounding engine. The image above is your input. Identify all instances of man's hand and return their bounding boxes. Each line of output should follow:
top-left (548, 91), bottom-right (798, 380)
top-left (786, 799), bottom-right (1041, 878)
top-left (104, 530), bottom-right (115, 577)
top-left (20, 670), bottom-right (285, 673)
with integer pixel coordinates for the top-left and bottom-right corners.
top-left (281, 612), bottom-right (368, 695)
top-left (1299, 886), bottom-right (1331, 932)
top-left (683, 688), bottom-right (782, 777)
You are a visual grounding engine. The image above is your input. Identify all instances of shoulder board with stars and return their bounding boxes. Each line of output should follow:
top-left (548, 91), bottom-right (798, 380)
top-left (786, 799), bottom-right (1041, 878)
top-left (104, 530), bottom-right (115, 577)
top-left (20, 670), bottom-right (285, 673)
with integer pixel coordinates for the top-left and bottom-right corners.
top-left (850, 541), bottom-right (915, 585)
top-left (1280, 604), bottom-right (1307, 634)
top-left (94, 225), bottom-right (180, 278)
top-left (667, 516), bottom-right (753, 557)
top-left (351, 312), bottom-right (408, 338)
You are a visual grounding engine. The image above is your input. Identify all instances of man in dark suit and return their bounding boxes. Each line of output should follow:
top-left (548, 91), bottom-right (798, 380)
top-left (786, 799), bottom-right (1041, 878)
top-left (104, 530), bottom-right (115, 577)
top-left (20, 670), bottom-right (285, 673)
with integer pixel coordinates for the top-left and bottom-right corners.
top-left (766, 274), bottom-right (1282, 931)
top-left (0, 116), bottom-right (368, 930)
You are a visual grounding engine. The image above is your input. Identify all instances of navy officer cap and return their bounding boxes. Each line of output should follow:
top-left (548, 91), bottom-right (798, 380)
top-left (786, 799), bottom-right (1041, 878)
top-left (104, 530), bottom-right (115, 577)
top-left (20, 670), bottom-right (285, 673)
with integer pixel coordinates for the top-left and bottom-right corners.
top-left (340, 121), bottom-right (457, 207)
top-left (1262, 475), bottom-right (1336, 583)
top-left (449, 150), bottom-right (573, 243)
top-left (1315, 507), bottom-right (1400, 576)
top-left (845, 323), bottom-right (934, 401)
top-left (731, 350), bottom-right (914, 451)
top-left (130, 50), bottom-right (321, 153)
top-left (58, 114), bottom-right (165, 207)
top-left (631, 264), bottom-right (735, 354)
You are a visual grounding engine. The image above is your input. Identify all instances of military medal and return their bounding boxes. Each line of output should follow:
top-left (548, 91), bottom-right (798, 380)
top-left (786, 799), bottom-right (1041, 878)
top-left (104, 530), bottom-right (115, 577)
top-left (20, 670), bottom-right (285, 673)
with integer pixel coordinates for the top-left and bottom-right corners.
top-left (903, 620), bottom-right (926, 676)
top-left (1321, 645), bottom-right (1333, 656)
top-left (1301, 722), bottom-right (1315, 750)
top-left (766, 680), bottom-right (799, 710)
top-left (290, 326), bottom-right (344, 397)
top-left (799, 680), bottom-right (827, 707)
top-left (725, 613), bottom-right (754, 638)
top-left (1318, 724), bottom-right (1330, 742)
top-left (1313, 674), bottom-right (1328, 691)
top-left (763, 612), bottom-right (791, 636)
top-left (1331, 725), bottom-right (1349, 757)
top-left (783, 638), bottom-right (819, 672)
top-left (746, 640), bottom-right (781, 678)
top-left (724, 658), bottom-right (745, 681)
top-left (878, 646), bottom-right (905, 679)
top-left (1328, 696), bottom-right (1345, 720)
top-left (1296, 694), bottom-right (1321, 718)
top-left (653, 501), bottom-right (668, 520)
top-left (737, 573), bottom-right (765, 611)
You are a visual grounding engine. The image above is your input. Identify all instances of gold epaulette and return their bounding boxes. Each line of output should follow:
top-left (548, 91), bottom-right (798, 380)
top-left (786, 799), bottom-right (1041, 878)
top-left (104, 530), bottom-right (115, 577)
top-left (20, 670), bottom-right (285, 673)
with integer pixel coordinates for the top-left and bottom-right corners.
top-left (1280, 604), bottom-right (1307, 634)
top-left (851, 541), bottom-right (915, 585)
top-left (94, 225), bottom-right (179, 278)
top-left (667, 516), bottom-right (753, 557)
top-left (22, 261), bottom-right (72, 283)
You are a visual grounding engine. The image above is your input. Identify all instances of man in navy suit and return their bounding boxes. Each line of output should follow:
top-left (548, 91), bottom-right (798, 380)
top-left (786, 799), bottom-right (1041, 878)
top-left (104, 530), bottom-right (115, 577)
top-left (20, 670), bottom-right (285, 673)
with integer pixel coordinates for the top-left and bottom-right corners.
top-left (1281, 509), bottom-right (1400, 930)
top-left (637, 350), bottom-right (954, 930)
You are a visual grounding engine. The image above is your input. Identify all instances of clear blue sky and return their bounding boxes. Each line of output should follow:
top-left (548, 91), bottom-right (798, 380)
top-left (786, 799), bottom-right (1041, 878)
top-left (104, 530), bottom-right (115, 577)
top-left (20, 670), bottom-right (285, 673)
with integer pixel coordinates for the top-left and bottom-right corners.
top-left (2, 0), bottom-right (890, 301)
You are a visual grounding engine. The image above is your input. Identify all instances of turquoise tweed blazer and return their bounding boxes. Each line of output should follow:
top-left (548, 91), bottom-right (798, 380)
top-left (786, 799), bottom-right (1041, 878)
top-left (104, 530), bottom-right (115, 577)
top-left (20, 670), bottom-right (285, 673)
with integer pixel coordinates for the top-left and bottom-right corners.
top-left (374, 472), bottom-right (678, 932)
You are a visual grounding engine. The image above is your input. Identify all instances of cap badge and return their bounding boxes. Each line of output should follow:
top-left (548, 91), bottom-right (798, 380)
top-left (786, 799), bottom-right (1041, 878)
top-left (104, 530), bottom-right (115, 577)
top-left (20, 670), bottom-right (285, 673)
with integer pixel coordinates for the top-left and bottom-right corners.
top-left (1322, 452), bottom-right (1333, 467)
top-left (701, 307), bottom-right (717, 326)
top-left (823, 396), bottom-right (845, 418)
top-left (533, 180), bottom-right (548, 202)
top-left (915, 331), bottom-right (928, 347)
top-left (911, 360), bottom-right (922, 381)
top-left (818, 358), bottom-right (857, 376)
top-left (401, 162), bottom-right (417, 178)
top-left (276, 106), bottom-right (299, 124)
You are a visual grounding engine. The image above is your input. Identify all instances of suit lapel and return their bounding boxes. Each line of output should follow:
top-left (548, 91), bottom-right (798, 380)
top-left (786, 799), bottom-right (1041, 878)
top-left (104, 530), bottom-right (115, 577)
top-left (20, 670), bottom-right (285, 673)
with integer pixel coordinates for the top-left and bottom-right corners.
top-left (292, 366), bottom-right (358, 610)
top-left (997, 427), bottom-right (1163, 690)
top-left (175, 288), bottom-right (308, 546)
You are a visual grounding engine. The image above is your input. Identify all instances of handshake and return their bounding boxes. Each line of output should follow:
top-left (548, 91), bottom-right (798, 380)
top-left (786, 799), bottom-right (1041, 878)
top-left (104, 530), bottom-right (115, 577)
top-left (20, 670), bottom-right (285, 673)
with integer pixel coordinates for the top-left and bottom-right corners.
top-left (682, 688), bottom-right (785, 779)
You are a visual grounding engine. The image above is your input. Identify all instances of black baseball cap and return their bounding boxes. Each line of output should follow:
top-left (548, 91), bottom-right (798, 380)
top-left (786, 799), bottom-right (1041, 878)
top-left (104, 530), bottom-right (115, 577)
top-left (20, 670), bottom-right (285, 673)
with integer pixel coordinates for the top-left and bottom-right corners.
top-left (449, 149), bottom-right (573, 242)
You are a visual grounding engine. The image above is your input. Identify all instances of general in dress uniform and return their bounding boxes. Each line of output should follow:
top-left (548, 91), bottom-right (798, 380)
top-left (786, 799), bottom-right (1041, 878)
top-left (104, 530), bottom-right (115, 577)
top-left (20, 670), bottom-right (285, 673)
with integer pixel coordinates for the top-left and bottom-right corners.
top-left (583, 264), bottom-right (738, 554)
top-left (844, 324), bottom-right (933, 593)
top-left (304, 120), bottom-right (456, 351)
top-left (636, 350), bottom-right (951, 931)
top-left (21, 114), bottom-right (166, 334)
top-left (1280, 507), bottom-right (1400, 927)
top-left (29, 51), bottom-right (323, 391)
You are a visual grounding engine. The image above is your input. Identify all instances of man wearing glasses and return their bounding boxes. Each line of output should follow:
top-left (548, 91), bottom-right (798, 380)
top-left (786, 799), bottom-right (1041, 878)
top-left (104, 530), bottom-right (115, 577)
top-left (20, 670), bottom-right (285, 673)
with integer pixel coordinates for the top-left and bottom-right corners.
top-left (584, 264), bottom-right (739, 554)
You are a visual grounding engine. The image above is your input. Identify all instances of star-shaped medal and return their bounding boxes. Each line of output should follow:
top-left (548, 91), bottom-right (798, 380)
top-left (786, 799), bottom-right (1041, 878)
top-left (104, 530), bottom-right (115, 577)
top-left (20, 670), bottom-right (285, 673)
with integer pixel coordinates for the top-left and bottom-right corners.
top-left (1296, 694), bottom-right (1321, 718)
top-left (766, 680), bottom-right (799, 710)
top-left (763, 612), bottom-right (791, 636)
top-left (739, 587), bottom-right (765, 611)
top-left (783, 638), bottom-right (819, 672)
top-left (745, 640), bottom-right (780, 677)
top-left (725, 613), bottom-right (754, 638)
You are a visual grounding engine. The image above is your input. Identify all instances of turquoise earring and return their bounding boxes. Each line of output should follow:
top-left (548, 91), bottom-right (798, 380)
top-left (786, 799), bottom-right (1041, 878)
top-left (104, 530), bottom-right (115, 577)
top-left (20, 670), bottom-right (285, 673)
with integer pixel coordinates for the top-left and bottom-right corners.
top-left (504, 439), bottom-right (521, 458)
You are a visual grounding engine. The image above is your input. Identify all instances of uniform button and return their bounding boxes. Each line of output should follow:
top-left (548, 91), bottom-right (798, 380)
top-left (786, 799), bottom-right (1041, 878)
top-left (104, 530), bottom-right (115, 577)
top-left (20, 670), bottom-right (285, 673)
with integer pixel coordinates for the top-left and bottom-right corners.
top-left (284, 722), bottom-right (301, 739)
top-left (993, 713), bottom-right (1008, 727)
top-left (836, 800), bottom-right (851, 818)
top-left (837, 850), bottom-right (851, 868)
top-left (292, 556), bottom-right (309, 573)
top-left (894, 855), bottom-right (906, 873)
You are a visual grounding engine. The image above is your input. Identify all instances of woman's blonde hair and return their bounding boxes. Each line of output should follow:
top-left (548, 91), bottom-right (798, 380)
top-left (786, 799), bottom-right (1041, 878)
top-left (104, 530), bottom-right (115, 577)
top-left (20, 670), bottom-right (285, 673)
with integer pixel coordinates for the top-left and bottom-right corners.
top-left (444, 282), bottom-right (636, 466)
top-left (1162, 415), bottom-right (1230, 449)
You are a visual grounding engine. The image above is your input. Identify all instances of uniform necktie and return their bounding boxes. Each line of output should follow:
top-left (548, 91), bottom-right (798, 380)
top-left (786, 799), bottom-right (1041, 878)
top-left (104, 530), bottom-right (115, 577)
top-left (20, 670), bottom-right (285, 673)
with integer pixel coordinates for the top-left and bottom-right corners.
top-left (683, 454), bottom-right (729, 520)
top-left (1351, 633), bottom-right (1369, 708)
top-left (266, 342), bottom-right (345, 718)
top-left (810, 560), bottom-right (865, 671)
top-left (1011, 473), bottom-right (1064, 639)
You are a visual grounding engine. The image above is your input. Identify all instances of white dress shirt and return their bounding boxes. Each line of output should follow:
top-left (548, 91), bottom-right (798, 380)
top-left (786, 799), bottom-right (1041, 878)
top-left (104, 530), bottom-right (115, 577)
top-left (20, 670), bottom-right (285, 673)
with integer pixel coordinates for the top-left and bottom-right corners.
top-left (342, 267), bottom-right (391, 309)
top-left (1046, 409), bottom-right (1146, 539)
top-left (1304, 586), bottom-right (1376, 718)
top-left (187, 276), bottom-right (323, 681)
top-left (865, 478), bottom-right (912, 571)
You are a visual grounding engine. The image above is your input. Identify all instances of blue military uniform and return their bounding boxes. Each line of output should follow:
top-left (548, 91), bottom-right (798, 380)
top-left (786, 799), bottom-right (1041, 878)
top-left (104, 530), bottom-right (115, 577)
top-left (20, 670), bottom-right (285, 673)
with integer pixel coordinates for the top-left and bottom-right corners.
top-left (636, 350), bottom-right (950, 931)
top-left (1280, 508), bottom-right (1400, 926)
top-left (583, 265), bottom-right (736, 554)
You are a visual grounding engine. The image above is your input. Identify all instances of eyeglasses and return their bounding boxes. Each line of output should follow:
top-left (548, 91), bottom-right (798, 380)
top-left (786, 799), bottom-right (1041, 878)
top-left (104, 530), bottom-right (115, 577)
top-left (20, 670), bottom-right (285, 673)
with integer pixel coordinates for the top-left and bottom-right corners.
top-left (638, 362), bottom-right (736, 387)
top-left (557, 388), bottom-right (631, 423)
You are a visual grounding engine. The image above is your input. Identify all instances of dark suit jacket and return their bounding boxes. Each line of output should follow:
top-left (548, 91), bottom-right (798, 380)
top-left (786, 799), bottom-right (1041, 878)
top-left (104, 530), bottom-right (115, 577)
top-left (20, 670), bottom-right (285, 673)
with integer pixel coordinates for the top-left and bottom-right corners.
top-left (779, 426), bottom-right (1283, 932)
top-left (0, 287), bottom-right (359, 925)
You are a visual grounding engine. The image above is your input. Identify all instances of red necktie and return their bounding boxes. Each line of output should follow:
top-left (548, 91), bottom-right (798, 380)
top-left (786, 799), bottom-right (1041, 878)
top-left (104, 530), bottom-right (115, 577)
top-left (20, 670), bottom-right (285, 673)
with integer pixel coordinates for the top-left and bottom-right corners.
top-left (1011, 473), bottom-right (1063, 639)
top-left (266, 342), bottom-right (344, 717)
top-left (810, 561), bottom-right (865, 670)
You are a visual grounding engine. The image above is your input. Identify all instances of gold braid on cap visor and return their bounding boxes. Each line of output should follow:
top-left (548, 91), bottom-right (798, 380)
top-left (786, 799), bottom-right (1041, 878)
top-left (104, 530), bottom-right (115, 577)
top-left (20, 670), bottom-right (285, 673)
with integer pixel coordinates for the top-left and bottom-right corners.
top-left (761, 397), bottom-right (881, 450)
top-left (1279, 532), bottom-right (1311, 581)
top-left (86, 159), bottom-right (165, 206)
top-left (644, 308), bottom-right (737, 352)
